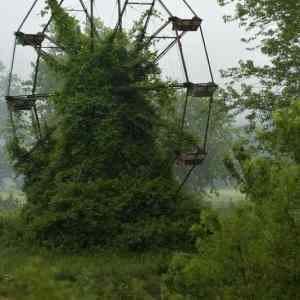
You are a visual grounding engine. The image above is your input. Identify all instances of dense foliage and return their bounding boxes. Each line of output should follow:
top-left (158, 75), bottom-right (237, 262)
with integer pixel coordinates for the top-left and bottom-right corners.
top-left (8, 0), bottom-right (201, 250)
top-left (220, 0), bottom-right (299, 123)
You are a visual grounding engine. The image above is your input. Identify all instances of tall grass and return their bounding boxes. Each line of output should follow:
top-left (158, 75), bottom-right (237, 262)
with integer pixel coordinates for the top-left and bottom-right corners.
top-left (0, 247), bottom-right (171, 300)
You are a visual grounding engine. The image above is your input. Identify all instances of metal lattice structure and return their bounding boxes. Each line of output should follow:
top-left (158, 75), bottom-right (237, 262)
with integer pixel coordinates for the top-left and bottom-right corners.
top-left (6, 0), bottom-right (218, 191)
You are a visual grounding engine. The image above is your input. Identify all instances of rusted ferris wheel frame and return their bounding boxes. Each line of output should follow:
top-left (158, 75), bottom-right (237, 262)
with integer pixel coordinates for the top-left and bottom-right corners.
top-left (6, 0), bottom-right (218, 191)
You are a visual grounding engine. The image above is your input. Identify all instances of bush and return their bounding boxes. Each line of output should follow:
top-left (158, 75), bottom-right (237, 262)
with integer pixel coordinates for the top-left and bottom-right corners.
top-left (22, 177), bottom-right (199, 250)
top-left (166, 175), bottom-right (300, 299)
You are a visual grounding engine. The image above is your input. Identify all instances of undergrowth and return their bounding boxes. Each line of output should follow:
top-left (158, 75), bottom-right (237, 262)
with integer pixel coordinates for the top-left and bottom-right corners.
top-left (0, 246), bottom-right (174, 300)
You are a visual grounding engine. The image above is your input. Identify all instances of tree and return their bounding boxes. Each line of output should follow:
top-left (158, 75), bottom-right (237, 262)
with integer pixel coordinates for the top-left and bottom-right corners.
top-left (219, 0), bottom-right (299, 124)
top-left (9, 0), bottom-right (201, 250)
top-left (165, 0), bottom-right (300, 298)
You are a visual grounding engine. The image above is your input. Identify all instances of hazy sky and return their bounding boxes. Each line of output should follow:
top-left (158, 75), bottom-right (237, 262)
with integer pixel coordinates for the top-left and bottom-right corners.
top-left (0, 0), bottom-right (260, 85)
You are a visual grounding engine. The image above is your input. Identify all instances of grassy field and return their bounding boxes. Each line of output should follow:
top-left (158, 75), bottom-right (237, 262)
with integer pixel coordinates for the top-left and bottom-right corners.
top-left (0, 248), bottom-right (171, 300)
top-left (0, 188), bottom-right (246, 300)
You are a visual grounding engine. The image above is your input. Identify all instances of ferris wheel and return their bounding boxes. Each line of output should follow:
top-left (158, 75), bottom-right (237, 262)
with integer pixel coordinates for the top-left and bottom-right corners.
top-left (6, 0), bottom-right (218, 190)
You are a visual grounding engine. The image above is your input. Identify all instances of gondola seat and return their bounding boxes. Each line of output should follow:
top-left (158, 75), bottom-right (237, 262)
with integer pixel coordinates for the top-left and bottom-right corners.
top-left (176, 146), bottom-right (207, 166)
top-left (6, 95), bottom-right (36, 112)
top-left (170, 16), bottom-right (202, 31)
top-left (15, 31), bottom-right (45, 47)
top-left (186, 82), bottom-right (218, 98)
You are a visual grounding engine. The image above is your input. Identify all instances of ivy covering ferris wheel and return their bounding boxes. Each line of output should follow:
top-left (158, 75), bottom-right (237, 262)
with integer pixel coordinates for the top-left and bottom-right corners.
top-left (6, 0), bottom-right (218, 190)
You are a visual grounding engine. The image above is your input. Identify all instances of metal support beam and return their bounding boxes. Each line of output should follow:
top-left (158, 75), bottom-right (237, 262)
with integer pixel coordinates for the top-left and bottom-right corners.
top-left (199, 24), bottom-right (215, 83)
top-left (154, 31), bottom-right (185, 63)
top-left (181, 0), bottom-right (198, 17)
top-left (157, 0), bottom-right (172, 17)
top-left (6, 37), bottom-right (18, 138)
top-left (176, 164), bottom-right (197, 194)
top-left (175, 29), bottom-right (190, 83)
top-left (32, 47), bottom-right (42, 139)
top-left (115, 0), bottom-right (129, 32)
top-left (90, 0), bottom-right (94, 51)
top-left (17, 0), bottom-right (39, 32)
top-left (42, 0), bottom-right (65, 34)
top-left (117, 0), bottom-right (122, 30)
top-left (203, 95), bottom-right (214, 152)
top-left (6, 38), bottom-right (17, 97)
top-left (180, 88), bottom-right (189, 131)
top-left (146, 19), bottom-right (171, 46)
top-left (78, 0), bottom-right (99, 39)
top-left (139, 0), bottom-right (156, 42)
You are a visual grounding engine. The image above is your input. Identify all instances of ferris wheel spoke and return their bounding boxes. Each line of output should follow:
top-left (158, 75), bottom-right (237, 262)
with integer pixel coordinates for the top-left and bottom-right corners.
top-left (199, 24), bottom-right (215, 83)
top-left (17, 0), bottom-right (39, 32)
top-left (42, 0), bottom-right (65, 34)
top-left (181, 0), bottom-right (199, 18)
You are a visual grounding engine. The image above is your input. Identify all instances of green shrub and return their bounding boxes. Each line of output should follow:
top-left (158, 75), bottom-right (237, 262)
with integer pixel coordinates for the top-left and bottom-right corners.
top-left (165, 163), bottom-right (300, 299)
top-left (22, 177), bottom-right (199, 250)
